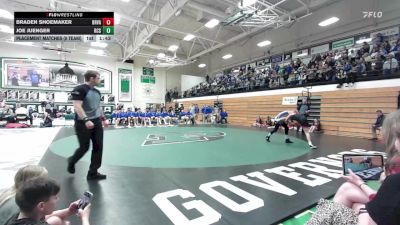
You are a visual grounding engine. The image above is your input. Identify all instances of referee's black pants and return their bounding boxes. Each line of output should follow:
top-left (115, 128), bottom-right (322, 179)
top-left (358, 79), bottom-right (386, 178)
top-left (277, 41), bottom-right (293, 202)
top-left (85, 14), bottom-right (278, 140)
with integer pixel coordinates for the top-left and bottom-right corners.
top-left (69, 118), bottom-right (103, 175)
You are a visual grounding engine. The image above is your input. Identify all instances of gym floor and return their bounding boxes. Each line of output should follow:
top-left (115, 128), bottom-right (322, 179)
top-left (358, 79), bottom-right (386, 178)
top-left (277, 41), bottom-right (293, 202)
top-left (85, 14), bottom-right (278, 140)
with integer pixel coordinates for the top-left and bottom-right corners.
top-left (1, 125), bottom-right (386, 225)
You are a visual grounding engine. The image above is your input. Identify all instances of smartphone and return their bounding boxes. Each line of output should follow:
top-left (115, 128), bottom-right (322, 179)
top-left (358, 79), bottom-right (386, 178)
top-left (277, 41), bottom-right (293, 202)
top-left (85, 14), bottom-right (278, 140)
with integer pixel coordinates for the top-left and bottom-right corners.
top-left (342, 154), bottom-right (384, 180)
top-left (77, 191), bottom-right (93, 210)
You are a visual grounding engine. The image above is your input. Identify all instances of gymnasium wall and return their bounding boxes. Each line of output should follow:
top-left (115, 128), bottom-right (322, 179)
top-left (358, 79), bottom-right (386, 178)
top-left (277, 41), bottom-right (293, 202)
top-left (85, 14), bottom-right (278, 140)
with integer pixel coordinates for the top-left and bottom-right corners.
top-left (0, 42), bottom-right (168, 109)
top-left (177, 79), bottom-right (400, 139)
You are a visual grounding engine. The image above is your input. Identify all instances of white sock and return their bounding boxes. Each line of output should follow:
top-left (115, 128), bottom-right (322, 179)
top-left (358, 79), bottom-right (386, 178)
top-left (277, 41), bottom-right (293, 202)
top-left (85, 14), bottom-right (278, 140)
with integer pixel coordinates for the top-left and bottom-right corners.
top-left (285, 135), bottom-right (288, 139)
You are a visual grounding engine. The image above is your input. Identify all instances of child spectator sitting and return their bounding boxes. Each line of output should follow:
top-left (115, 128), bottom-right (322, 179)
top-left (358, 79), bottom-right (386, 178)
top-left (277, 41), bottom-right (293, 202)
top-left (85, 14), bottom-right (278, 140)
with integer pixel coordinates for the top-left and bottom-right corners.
top-left (4, 176), bottom-right (91, 225)
top-left (0, 165), bottom-right (48, 225)
top-left (309, 119), bottom-right (321, 133)
top-left (252, 116), bottom-right (264, 128)
top-left (1, 166), bottom-right (91, 225)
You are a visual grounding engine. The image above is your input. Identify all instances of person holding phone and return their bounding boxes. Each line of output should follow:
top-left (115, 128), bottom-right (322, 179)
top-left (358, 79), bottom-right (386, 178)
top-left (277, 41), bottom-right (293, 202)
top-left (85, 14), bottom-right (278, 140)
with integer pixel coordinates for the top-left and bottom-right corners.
top-left (4, 176), bottom-right (91, 225)
top-left (307, 110), bottom-right (400, 225)
top-left (67, 70), bottom-right (108, 180)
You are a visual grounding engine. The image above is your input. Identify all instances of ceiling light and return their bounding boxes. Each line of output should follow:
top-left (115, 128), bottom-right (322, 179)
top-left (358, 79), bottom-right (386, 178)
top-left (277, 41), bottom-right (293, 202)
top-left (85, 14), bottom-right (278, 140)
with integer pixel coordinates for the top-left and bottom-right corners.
top-left (239, 0), bottom-right (257, 8)
top-left (115, 14), bottom-right (121, 25)
top-left (222, 54), bottom-right (232, 59)
top-left (90, 42), bottom-right (108, 48)
top-left (356, 38), bottom-right (372, 44)
top-left (257, 40), bottom-right (271, 47)
top-left (183, 34), bottom-right (195, 41)
top-left (168, 45), bottom-right (179, 51)
top-left (120, 0), bottom-right (130, 2)
top-left (318, 17), bottom-right (339, 27)
top-left (198, 63), bottom-right (206, 68)
top-left (157, 53), bottom-right (166, 58)
top-left (0, 9), bottom-right (13, 20)
top-left (149, 59), bottom-right (155, 64)
top-left (88, 49), bottom-right (104, 56)
top-left (205, 19), bottom-right (219, 28)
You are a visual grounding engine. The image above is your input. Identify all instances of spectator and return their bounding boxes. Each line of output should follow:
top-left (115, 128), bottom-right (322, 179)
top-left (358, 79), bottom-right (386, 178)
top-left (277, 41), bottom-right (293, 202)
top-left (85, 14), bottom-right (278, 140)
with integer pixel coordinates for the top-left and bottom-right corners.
top-left (4, 176), bottom-right (91, 225)
top-left (383, 54), bottom-right (398, 75)
top-left (0, 165), bottom-right (48, 225)
top-left (15, 105), bottom-right (30, 125)
top-left (2, 105), bottom-right (15, 123)
top-left (40, 112), bottom-right (53, 128)
top-left (370, 109), bottom-right (385, 140)
top-left (307, 110), bottom-right (400, 225)
top-left (309, 119), bottom-right (321, 133)
top-left (219, 109), bottom-right (228, 124)
top-left (252, 116), bottom-right (264, 127)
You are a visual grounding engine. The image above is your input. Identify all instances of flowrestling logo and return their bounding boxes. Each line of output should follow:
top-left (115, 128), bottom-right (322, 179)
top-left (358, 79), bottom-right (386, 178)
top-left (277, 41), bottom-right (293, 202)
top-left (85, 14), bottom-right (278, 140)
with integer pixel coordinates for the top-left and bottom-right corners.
top-left (362, 11), bottom-right (383, 18)
top-left (142, 131), bottom-right (226, 146)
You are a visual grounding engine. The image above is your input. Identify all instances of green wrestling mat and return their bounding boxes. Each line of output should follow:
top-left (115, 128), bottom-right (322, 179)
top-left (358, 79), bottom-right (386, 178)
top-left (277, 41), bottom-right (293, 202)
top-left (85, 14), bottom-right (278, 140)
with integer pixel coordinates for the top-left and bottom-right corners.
top-left (49, 126), bottom-right (310, 168)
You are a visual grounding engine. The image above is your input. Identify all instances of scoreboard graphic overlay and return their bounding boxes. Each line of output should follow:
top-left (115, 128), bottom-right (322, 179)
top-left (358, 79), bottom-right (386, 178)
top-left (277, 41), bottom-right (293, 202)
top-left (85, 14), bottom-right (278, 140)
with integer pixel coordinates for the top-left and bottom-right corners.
top-left (14, 12), bottom-right (114, 42)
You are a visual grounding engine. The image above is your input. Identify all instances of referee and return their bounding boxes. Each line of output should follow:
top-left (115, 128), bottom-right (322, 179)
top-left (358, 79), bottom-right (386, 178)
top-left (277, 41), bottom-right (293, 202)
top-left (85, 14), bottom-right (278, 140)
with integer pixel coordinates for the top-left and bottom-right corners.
top-left (67, 70), bottom-right (108, 180)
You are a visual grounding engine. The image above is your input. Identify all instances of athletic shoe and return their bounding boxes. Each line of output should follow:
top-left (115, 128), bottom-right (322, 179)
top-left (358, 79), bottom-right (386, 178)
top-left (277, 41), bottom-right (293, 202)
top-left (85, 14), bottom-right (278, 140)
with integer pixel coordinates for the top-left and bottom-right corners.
top-left (309, 144), bottom-right (318, 149)
top-left (285, 138), bottom-right (293, 143)
top-left (87, 172), bottom-right (107, 180)
top-left (266, 136), bottom-right (270, 142)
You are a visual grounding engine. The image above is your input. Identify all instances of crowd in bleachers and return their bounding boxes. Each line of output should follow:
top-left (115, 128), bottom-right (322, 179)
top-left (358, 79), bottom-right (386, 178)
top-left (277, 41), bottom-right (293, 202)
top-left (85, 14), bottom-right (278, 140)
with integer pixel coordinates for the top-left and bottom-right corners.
top-left (181, 36), bottom-right (400, 98)
top-left (165, 87), bottom-right (179, 103)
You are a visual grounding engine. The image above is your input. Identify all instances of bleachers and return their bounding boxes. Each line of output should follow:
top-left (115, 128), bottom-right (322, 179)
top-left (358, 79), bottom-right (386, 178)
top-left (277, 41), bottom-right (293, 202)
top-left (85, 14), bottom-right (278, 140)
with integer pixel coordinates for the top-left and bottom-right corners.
top-left (320, 87), bottom-right (399, 138)
top-left (176, 86), bottom-right (399, 138)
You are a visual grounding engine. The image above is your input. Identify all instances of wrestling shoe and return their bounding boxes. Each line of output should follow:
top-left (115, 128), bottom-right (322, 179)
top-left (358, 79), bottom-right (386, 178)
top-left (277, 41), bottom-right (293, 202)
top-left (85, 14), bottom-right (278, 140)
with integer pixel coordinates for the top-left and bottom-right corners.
top-left (87, 172), bottom-right (107, 180)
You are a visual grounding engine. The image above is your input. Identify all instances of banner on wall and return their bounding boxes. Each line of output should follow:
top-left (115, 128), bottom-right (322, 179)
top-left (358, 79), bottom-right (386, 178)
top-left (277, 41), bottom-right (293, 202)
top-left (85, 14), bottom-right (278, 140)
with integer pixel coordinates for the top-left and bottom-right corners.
top-left (271, 55), bottom-right (283, 63)
top-left (310, 44), bottom-right (330, 55)
top-left (141, 75), bottom-right (155, 84)
top-left (292, 49), bottom-right (309, 59)
top-left (143, 67), bottom-right (154, 76)
top-left (1, 58), bottom-right (112, 93)
top-left (282, 96), bottom-right (298, 105)
top-left (118, 68), bottom-right (132, 102)
top-left (332, 37), bottom-right (354, 50)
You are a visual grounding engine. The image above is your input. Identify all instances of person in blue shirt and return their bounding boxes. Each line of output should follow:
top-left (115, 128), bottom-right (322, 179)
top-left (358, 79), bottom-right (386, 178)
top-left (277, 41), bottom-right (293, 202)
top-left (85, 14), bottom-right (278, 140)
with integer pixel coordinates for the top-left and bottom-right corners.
top-left (131, 111), bottom-right (139, 126)
top-left (186, 111), bottom-right (195, 125)
top-left (111, 110), bottom-right (119, 125)
top-left (201, 105), bottom-right (207, 123)
top-left (179, 111), bottom-right (187, 123)
top-left (168, 111), bottom-right (178, 125)
top-left (117, 110), bottom-right (127, 126)
top-left (144, 110), bottom-right (152, 126)
top-left (194, 104), bottom-right (199, 121)
top-left (161, 111), bottom-right (170, 125)
top-left (30, 70), bottom-right (40, 87)
top-left (138, 110), bottom-right (146, 126)
top-left (154, 111), bottom-right (162, 126)
top-left (220, 109), bottom-right (228, 124)
top-left (126, 108), bottom-right (134, 126)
